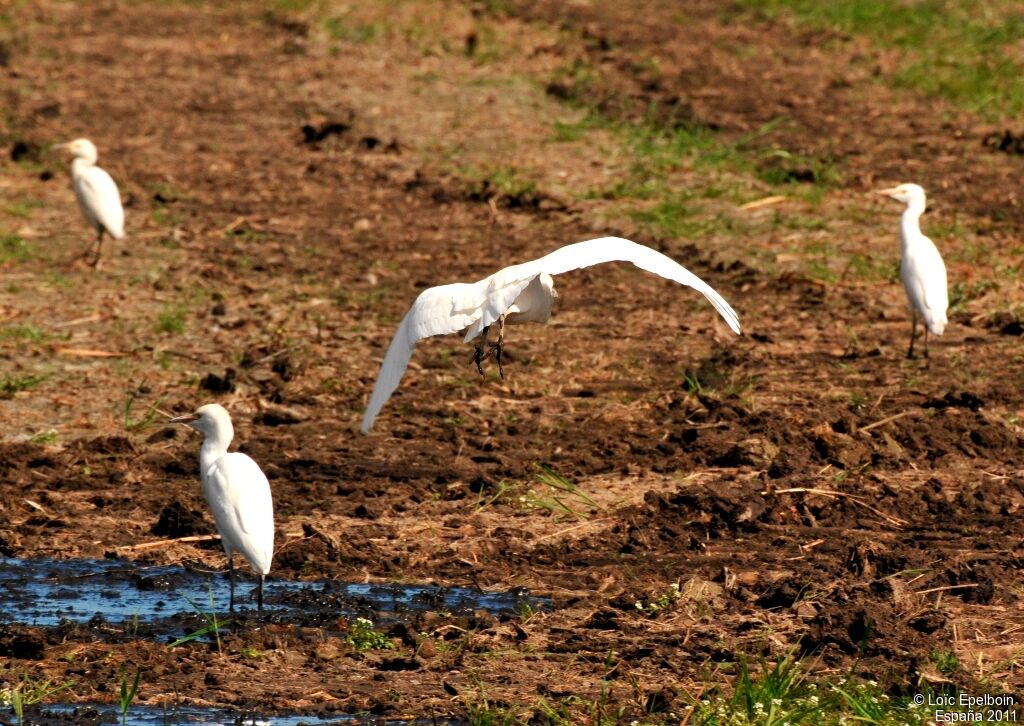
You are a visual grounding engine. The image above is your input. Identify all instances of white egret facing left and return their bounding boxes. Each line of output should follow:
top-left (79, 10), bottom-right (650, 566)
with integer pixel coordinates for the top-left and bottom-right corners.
top-left (54, 138), bottom-right (125, 267)
top-left (876, 183), bottom-right (948, 358)
top-left (361, 236), bottom-right (741, 433)
top-left (171, 404), bottom-right (275, 611)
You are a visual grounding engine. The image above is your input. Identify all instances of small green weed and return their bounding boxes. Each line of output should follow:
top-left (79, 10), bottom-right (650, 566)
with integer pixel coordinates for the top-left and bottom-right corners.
top-left (0, 373), bottom-right (47, 398)
top-left (324, 16), bottom-right (387, 43)
top-left (518, 465), bottom-right (598, 519)
top-left (117, 666), bottom-right (142, 726)
top-left (168, 588), bottom-right (229, 653)
top-left (0, 234), bottom-right (31, 264)
top-left (634, 581), bottom-right (682, 615)
top-left (345, 617), bottom-right (394, 652)
top-left (0, 675), bottom-right (73, 726)
top-left (949, 279), bottom-right (997, 311)
top-left (0, 324), bottom-right (47, 343)
top-left (476, 166), bottom-right (537, 199)
top-left (155, 304), bottom-right (186, 334)
top-left (4, 200), bottom-right (43, 218)
top-left (123, 392), bottom-right (166, 433)
top-left (930, 649), bottom-right (959, 676)
top-left (465, 691), bottom-right (525, 725)
top-left (29, 428), bottom-right (58, 444)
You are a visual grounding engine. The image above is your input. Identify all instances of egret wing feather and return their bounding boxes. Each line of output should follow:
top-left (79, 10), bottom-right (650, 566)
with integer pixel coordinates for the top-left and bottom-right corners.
top-left (362, 283), bottom-right (481, 433)
top-left (477, 236), bottom-right (741, 334)
top-left (204, 453), bottom-right (274, 575)
top-left (74, 167), bottom-right (125, 239)
top-left (903, 236), bottom-right (948, 334)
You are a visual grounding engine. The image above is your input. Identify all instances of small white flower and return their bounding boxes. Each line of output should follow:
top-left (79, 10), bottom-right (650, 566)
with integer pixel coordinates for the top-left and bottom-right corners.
top-left (772, 698), bottom-right (782, 706)
top-left (809, 695), bottom-right (819, 705)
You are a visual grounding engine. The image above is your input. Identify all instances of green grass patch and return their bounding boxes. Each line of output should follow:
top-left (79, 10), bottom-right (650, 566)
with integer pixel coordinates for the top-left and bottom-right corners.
top-left (155, 304), bottom-right (187, 334)
top-left (324, 16), bottom-right (387, 43)
top-left (4, 199), bottom-right (43, 219)
top-left (345, 617), bottom-right (394, 652)
top-left (690, 655), bottom-right (969, 725)
top-left (30, 428), bottom-right (58, 444)
top-left (0, 324), bottom-right (48, 343)
top-left (471, 166), bottom-right (538, 199)
top-left (740, 0), bottom-right (1024, 118)
top-left (0, 373), bottom-right (47, 398)
top-left (0, 234), bottom-right (32, 264)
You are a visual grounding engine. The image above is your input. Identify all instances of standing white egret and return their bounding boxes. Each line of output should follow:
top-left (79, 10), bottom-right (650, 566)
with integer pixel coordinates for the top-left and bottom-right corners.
top-left (171, 404), bottom-right (275, 611)
top-left (361, 236), bottom-right (741, 433)
top-left (54, 138), bottom-right (125, 267)
top-left (876, 183), bottom-right (948, 358)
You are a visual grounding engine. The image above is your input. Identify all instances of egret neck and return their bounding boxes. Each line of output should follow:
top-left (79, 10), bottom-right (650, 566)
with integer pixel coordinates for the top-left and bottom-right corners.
top-left (899, 195), bottom-right (926, 251)
top-left (199, 419), bottom-right (233, 475)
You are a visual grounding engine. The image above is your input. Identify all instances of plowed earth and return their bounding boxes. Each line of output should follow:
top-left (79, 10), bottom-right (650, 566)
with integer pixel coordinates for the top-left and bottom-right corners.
top-left (1, 0), bottom-right (1022, 721)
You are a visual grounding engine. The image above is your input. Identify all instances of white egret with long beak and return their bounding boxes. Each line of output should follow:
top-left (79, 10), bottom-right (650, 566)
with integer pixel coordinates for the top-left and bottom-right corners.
top-left (54, 138), bottom-right (125, 267)
top-left (876, 183), bottom-right (948, 358)
top-left (171, 404), bottom-right (274, 611)
top-left (361, 236), bottom-right (741, 432)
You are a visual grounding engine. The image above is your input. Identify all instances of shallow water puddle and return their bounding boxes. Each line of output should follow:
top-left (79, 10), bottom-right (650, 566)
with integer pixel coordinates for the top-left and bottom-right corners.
top-left (0, 558), bottom-right (537, 631)
top-left (22, 703), bottom-right (458, 725)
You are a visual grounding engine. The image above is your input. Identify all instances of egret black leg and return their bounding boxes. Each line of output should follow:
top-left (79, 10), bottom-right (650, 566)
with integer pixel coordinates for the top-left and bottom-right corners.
top-left (91, 229), bottom-right (104, 268)
top-left (258, 574), bottom-right (265, 612)
top-left (473, 325), bottom-right (491, 376)
top-left (923, 327), bottom-right (930, 359)
top-left (491, 314), bottom-right (507, 380)
top-left (907, 312), bottom-right (918, 359)
top-left (228, 554), bottom-right (235, 613)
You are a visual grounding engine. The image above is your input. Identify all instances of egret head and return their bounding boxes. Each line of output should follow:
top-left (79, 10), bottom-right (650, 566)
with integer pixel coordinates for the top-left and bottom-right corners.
top-left (171, 403), bottom-right (234, 443)
top-left (54, 138), bottom-right (99, 164)
top-left (875, 183), bottom-right (927, 208)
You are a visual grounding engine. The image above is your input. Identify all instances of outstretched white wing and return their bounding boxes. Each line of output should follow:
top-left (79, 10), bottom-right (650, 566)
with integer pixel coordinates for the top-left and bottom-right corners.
top-left (203, 452), bottom-right (275, 575)
top-left (530, 236), bottom-right (740, 333)
top-left (74, 166), bottom-right (125, 239)
top-left (361, 236), bottom-right (741, 432)
top-left (361, 283), bottom-right (482, 433)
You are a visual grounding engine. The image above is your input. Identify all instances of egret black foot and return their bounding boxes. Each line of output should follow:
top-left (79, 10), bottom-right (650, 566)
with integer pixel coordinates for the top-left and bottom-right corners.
top-left (472, 344), bottom-right (487, 376)
top-left (489, 342), bottom-right (505, 380)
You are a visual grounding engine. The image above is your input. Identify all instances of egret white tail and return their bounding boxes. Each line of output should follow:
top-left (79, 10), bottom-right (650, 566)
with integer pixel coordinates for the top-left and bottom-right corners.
top-left (361, 236), bottom-right (741, 433)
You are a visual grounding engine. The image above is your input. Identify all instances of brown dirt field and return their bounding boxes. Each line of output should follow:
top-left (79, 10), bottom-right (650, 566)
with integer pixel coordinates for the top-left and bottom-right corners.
top-left (1, 0), bottom-right (1023, 721)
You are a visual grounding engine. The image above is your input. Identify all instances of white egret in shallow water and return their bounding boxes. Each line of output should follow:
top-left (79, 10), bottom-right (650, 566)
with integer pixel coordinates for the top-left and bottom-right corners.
top-left (361, 236), bottom-right (741, 433)
top-left (54, 138), bottom-right (125, 267)
top-left (876, 183), bottom-right (948, 358)
top-left (171, 404), bottom-right (274, 611)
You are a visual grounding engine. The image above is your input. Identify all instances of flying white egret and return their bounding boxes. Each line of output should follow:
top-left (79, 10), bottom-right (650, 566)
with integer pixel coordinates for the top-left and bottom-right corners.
top-left (171, 404), bottom-right (275, 611)
top-left (361, 236), bottom-right (741, 433)
top-left (54, 138), bottom-right (125, 267)
top-left (876, 183), bottom-right (948, 358)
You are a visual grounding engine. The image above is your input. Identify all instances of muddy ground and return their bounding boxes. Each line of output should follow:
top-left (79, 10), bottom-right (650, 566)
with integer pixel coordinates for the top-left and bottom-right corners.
top-left (1, 0), bottom-right (1023, 721)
